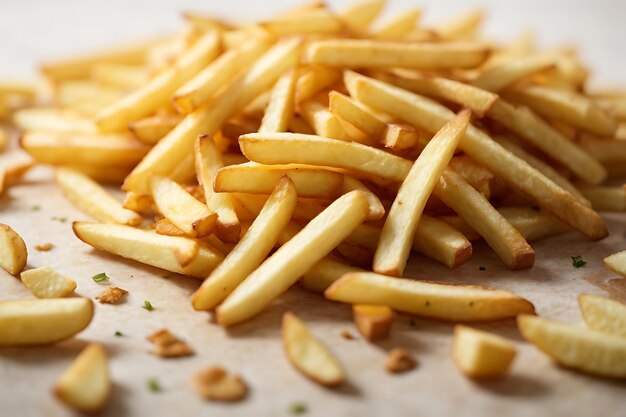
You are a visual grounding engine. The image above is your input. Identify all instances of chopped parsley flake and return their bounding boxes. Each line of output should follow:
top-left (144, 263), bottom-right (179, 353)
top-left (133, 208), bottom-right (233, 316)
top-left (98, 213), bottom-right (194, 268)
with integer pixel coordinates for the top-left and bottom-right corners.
top-left (147, 378), bottom-right (160, 392)
top-left (31, 205), bottom-right (41, 212)
top-left (92, 272), bottom-right (110, 283)
top-left (288, 402), bottom-right (307, 415)
top-left (114, 330), bottom-right (123, 337)
top-left (142, 300), bottom-right (154, 311)
top-left (571, 255), bottom-right (586, 268)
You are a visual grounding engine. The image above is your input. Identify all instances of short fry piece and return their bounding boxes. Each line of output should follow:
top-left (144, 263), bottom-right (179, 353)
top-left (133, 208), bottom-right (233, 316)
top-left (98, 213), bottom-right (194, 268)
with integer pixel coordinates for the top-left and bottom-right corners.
top-left (325, 272), bottom-right (535, 322)
top-left (453, 325), bottom-right (516, 378)
top-left (20, 267), bottom-right (76, 298)
top-left (192, 367), bottom-right (248, 402)
top-left (96, 287), bottom-right (128, 304)
top-left (353, 304), bottom-right (395, 341)
top-left (56, 167), bottom-right (142, 226)
top-left (54, 343), bottom-right (110, 413)
top-left (0, 298), bottom-right (93, 346)
top-left (578, 294), bottom-right (626, 338)
top-left (412, 215), bottom-right (473, 268)
top-left (518, 314), bottom-right (626, 379)
top-left (385, 348), bottom-right (417, 373)
top-left (282, 312), bottom-right (344, 386)
top-left (192, 177), bottom-right (297, 311)
top-left (0, 223), bottom-right (28, 276)
top-left (604, 250), bottom-right (626, 278)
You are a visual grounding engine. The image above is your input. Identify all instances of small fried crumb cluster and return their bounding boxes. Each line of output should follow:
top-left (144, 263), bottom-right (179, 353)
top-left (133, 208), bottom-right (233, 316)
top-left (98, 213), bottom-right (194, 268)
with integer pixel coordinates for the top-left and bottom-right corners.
top-left (34, 243), bottom-right (53, 252)
top-left (385, 348), bottom-right (417, 373)
top-left (192, 366), bottom-right (247, 402)
top-left (96, 287), bottom-right (128, 304)
top-left (147, 328), bottom-right (194, 358)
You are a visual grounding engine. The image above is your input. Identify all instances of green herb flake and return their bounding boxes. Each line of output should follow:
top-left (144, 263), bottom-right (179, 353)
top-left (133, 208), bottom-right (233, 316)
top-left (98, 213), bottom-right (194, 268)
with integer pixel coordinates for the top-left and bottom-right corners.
top-left (571, 255), bottom-right (587, 268)
top-left (114, 330), bottom-right (123, 337)
top-left (31, 205), bottom-right (41, 212)
top-left (288, 402), bottom-right (307, 415)
top-left (142, 300), bottom-right (154, 311)
top-left (92, 272), bottom-right (110, 283)
top-left (147, 378), bottom-right (160, 392)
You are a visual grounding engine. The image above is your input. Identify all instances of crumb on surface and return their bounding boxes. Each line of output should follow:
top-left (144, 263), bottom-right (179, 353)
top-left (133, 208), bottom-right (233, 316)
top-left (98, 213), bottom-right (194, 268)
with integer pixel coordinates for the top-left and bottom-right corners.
top-left (385, 348), bottom-right (417, 373)
top-left (34, 243), bottom-right (53, 251)
top-left (340, 330), bottom-right (354, 340)
top-left (192, 366), bottom-right (247, 402)
top-left (147, 328), bottom-right (194, 358)
top-left (96, 287), bottom-right (128, 304)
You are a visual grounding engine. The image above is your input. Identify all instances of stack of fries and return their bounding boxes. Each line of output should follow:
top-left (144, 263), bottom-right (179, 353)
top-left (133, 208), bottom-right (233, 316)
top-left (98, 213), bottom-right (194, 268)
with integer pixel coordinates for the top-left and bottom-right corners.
top-left (1, 0), bottom-right (626, 411)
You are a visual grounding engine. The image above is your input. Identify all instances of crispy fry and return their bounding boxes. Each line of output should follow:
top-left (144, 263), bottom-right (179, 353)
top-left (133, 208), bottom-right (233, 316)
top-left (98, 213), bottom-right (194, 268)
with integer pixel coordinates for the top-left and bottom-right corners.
top-left (128, 114), bottom-right (181, 145)
top-left (372, 8), bottom-right (421, 40)
top-left (259, 70), bottom-right (297, 133)
top-left (262, 8), bottom-right (342, 35)
top-left (470, 54), bottom-right (555, 92)
top-left (577, 184), bottom-right (626, 211)
top-left (353, 304), bottom-right (395, 341)
top-left (339, 0), bottom-right (386, 34)
top-left (453, 325), bottom-right (516, 378)
top-left (604, 250), bottom-right (626, 278)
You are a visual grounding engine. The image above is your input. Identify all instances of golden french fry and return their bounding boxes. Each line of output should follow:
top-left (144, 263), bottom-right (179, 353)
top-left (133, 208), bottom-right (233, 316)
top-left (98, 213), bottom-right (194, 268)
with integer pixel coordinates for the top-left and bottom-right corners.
top-left (13, 107), bottom-right (96, 133)
top-left (216, 191), bottom-right (369, 326)
top-left (325, 272), bottom-right (535, 321)
top-left (54, 343), bottom-right (110, 413)
top-left (55, 81), bottom-right (124, 117)
top-left (374, 109), bottom-right (470, 276)
top-left (128, 114), bottom-right (181, 144)
top-left (239, 132), bottom-right (412, 182)
top-left (91, 62), bottom-right (151, 90)
top-left (413, 215), bottom-right (473, 268)
top-left (300, 99), bottom-right (351, 141)
top-left (295, 66), bottom-right (340, 103)
top-left (282, 312), bottom-right (345, 386)
top-left (0, 223), bottom-right (28, 276)
top-left (192, 177), bottom-right (297, 311)
top-left (73, 222), bottom-right (223, 277)
top-left (56, 167), bottom-right (142, 226)
top-left (435, 8), bottom-right (483, 40)
top-left (262, 8), bottom-right (342, 35)
top-left (372, 8), bottom-right (421, 40)
top-left (305, 40), bottom-right (489, 69)
top-left (259, 69), bottom-right (297, 133)
top-left (604, 250), bottom-right (626, 278)
top-left (578, 136), bottom-right (626, 163)
top-left (150, 176), bottom-right (217, 238)
top-left (339, 0), bottom-right (386, 34)
top-left (299, 256), bottom-right (365, 293)
top-left (453, 325), bottom-right (516, 378)
top-left (341, 176), bottom-right (385, 221)
top-left (470, 54), bottom-right (555, 92)
top-left (578, 294), bottom-right (626, 338)
top-left (517, 314), bottom-right (626, 379)
top-left (577, 184), bottom-right (626, 211)
top-left (215, 163), bottom-right (343, 198)
top-left (344, 71), bottom-right (607, 240)
top-left (353, 304), bottom-right (395, 341)
top-left (20, 267), bottom-right (76, 299)
top-left (0, 298), bottom-right (93, 346)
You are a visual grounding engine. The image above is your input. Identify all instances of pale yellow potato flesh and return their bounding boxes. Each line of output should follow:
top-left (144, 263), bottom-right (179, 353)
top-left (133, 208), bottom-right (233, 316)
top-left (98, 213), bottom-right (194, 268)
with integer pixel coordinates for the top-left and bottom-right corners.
top-left (192, 177), bottom-right (297, 311)
top-left (0, 298), bottom-right (93, 346)
top-left (339, 0), bottom-right (386, 34)
top-left (262, 8), bottom-right (342, 35)
top-left (295, 66), bottom-right (340, 103)
top-left (372, 8), bottom-right (421, 40)
top-left (470, 54), bottom-right (556, 92)
top-left (578, 294), bottom-right (626, 337)
top-left (518, 314), bottom-right (626, 379)
top-left (412, 215), bottom-right (473, 268)
top-left (282, 312), bottom-right (345, 386)
top-left (325, 272), bottom-right (535, 322)
top-left (453, 325), bottom-right (516, 378)
top-left (128, 114), bottom-right (181, 145)
top-left (216, 191), bottom-right (369, 326)
top-left (577, 185), bottom-right (626, 212)
top-left (259, 69), bottom-right (297, 133)
top-left (73, 222), bottom-right (223, 278)
top-left (299, 256), bottom-right (365, 293)
top-left (604, 250), bottom-right (626, 278)
top-left (54, 343), bottom-right (110, 413)
top-left (56, 167), bottom-right (142, 226)
top-left (13, 107), bottom-right (96, 133)
top-left (0, 223), bottom-right (28, 276)
top-left (341, 176), bottom-right (385, 221)
top-left (20, 267), bottom-right (77, 298)
top-left (300, 99), bottom-right (351, 141)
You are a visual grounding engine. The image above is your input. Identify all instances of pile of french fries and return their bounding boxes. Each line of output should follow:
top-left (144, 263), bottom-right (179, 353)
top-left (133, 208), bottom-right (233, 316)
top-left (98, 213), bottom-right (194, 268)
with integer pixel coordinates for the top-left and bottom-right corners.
top-left (1, 0), bottom-right (626, 411)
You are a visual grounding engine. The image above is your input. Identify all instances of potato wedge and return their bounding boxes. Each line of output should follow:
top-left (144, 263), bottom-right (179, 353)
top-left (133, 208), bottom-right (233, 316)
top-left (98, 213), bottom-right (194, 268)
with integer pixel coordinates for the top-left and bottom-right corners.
top-left (325, 272), bottom-right (535, 322)
top-left (517, 314), bottom-right (626, 378)
top-left (604, 250), bottom-right (626, 278)
top-left (217, 191), bottom-right (369, 326)
top-left (282, 312), bottom-right (344, 386)
top-left (150, 176), bottom-right (217, 238)
top-left (54, 343), bottom-right (110, 413)
top-left (374, 109), bottom-right (470, 276)
top-left (353, 304), bottom-right (395, 341)
top-left (453, 325), bottom-right (516, 378)
top-left (0, 298), bottom-right (93, 346)
top-left (20, 267), bottom-right (77, 298)
top-left (56, 167), bottom-right (142, 226)
top-left (579, 294), bottom-right (626, 337)
top-left (73, 222), bottom-right (222, 278)
top-left (192, 177), bottom-right (297, 311)
top-left (0, 223), bottom-right (28, 276)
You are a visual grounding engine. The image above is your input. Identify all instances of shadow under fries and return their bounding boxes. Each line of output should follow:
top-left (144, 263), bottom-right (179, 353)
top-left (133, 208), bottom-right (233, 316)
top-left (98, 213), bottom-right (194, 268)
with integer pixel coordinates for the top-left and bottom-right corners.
top-left (473, 373), bottom-right (551, 398)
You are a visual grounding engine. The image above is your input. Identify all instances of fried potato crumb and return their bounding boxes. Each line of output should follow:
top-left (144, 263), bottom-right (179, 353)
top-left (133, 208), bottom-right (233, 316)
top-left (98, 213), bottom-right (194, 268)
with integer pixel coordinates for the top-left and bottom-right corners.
top-left (192, 366), bottom-right (247, 402)
top-left (340, 330), bottom-right (354, 340)
top-left (147, 328), bottom-right (194, 358)
top-left (96, 287), bottom-right (128, 304)
top-left (34, 243), bottom-right (53, 252)
top-left (385, 348), bottom-right (417, 373)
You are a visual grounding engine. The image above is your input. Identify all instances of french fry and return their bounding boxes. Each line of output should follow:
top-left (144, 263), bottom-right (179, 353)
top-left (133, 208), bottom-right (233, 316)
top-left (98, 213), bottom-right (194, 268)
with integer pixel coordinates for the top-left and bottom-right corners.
top-left (578, 294), bottom-right (626, 338)
top-left (21, 131), bottom-right (149, 167)
top-left (325, 272), bottom-right (535, 321)
top-left (13, 107), bottom-right (96, 133)
top-left (328, 90), bottom-right (386, 137)
top-left (55, 81), bottom-right (124, 117)
top-left (192, 177), bottom-right (297, 311)
top-left (372, 8), bottom-right (421, 40)
top-left (123, 38), bottom-right (301, 195)
top-left (453, 325), bottom-right (516, 378)
top-left (0, 298), bottom-right (93, 346)
top-left (339, 0), bottom-right (386, 34)
top-left (91, 62), bottom-right (151, 90)
top-left (282, 312), bottom-right (345, 386)
top-left (0, 127), bottom-right (6, 151)
top-left (262, 8), bottom-right (342, 35)
top-left (259, 70), bottom-right (297, 133)
top-left (0, 223), bottom-right (28, 276)
top-left (517, 314), bottom-right (626, 379)
top-left (295, 66), bottom-right (340, 103)
top-left (55, 167), bottom-right (142, 226)
top-left (578, 136), bottom-right (626, 163)
top-left (97, 32), bottom-right (221, 132)
top-left (150, 176), bottom-right (217, 238)
top-left (195, 135), bottom-right (241, 243)
top-left (0, 79), bottom-right (38, 100)
top-left (344, 71), bottom-right (607, 240)
top-left (54, 343), bottom-right (110, 413)
top-left (470, 54), bottom-right (555, 92)
top-left (353, 304), bottom-right (395, 341)
top-left (305, 39), bottom-right (489, 69)
top-left (448, 155), bottom-right (494, 199)
top-left (216, 191), bottom-right (369, 326)
top-left (374, 110), bottom-right (470, 276)
top-left (239, 132), bottom-right (412, 182)
top-left (435, 169), bottom-right (534, 270)
top-left (577, 184), bottom-right (626, 211)
top-left (435, 8), bottom-right (483, 40)
top-left (128, 114), bottom-right (181, 144)
top-left (20, 267), bottom-right (77, 299)
top-left (413, 215), bottom-right (473, 268)
top-left (341, 176), bottom-right (385, 221)
top-left (604, 250), bottom-right (626, 278)
top-left (215, 163), bottom-right (343, 198)
top-left (300, 99), bottom-right (351, 141)
top-left (300, 256), bottom-right (364, 293)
